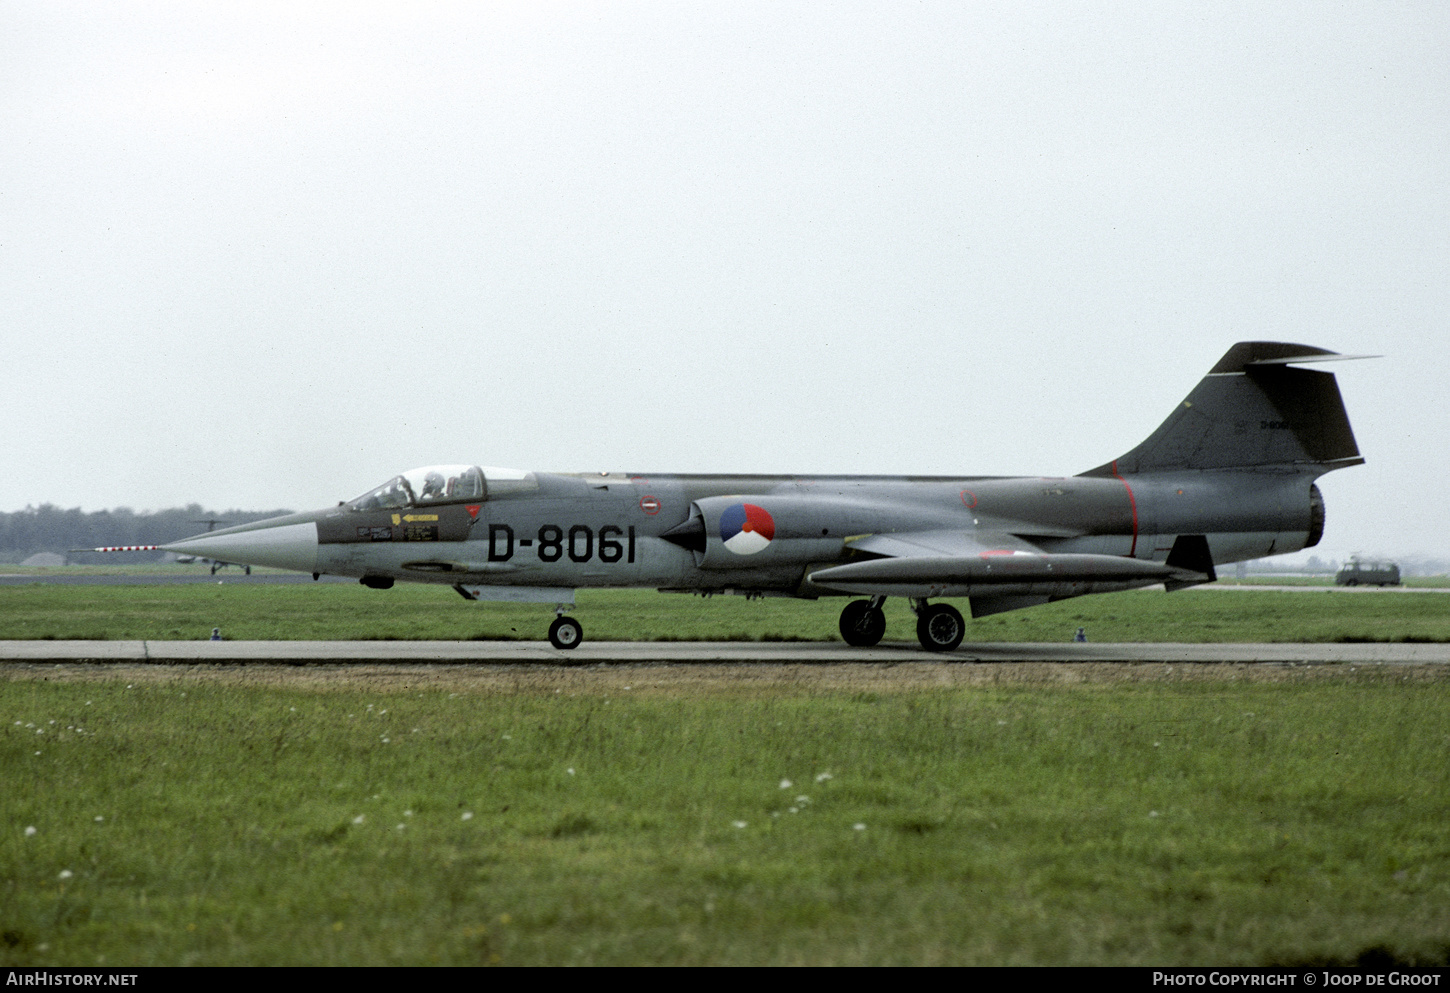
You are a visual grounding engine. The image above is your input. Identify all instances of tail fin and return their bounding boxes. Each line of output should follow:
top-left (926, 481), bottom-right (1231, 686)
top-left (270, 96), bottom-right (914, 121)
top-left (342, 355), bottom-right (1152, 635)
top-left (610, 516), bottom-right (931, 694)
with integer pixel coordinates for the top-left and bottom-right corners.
top-left (1082, 342), bottom-right (1368, 478)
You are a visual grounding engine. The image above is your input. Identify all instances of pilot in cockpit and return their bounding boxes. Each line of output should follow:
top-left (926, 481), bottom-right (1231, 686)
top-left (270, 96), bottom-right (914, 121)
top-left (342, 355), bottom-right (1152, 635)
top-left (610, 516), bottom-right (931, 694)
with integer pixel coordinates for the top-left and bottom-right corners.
top-left (420, 472), bottom-right (447, 501)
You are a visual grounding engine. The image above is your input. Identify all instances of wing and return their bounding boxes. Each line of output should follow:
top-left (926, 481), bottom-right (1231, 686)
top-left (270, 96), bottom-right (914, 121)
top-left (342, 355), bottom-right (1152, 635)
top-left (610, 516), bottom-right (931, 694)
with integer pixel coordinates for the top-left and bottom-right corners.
top-left (808, 529), bottom-right (1209, 618)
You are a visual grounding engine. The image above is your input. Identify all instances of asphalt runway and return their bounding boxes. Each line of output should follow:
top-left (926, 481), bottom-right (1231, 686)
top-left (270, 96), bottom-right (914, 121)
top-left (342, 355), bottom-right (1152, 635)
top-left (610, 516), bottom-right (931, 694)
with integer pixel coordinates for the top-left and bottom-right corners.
top-left (2, 639), bottom-right (1446, 664)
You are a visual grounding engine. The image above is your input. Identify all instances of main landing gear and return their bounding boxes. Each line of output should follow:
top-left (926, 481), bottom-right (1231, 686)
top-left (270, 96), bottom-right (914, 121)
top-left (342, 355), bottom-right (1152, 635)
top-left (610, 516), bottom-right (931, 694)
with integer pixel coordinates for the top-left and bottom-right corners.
top-left (837, 597), bottom-right (967, 652)
top-left (914, 601), bottom-right (965, 652)
top-left (839, 597), bottom-right (887, 647)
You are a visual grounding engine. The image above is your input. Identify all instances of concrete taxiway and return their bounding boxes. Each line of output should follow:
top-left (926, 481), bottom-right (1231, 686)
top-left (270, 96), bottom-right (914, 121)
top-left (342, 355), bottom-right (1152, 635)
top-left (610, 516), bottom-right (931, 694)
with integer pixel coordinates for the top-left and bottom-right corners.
top-left (1, 640), bottom-right (1446, 665)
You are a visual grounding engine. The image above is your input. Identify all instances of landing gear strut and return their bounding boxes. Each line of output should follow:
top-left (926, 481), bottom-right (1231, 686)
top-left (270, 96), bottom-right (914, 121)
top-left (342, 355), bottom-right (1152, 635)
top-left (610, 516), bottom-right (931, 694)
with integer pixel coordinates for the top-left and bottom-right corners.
top-left (839, 597), bottom-right (887, 647)
top-left (913, 601), bottom-right (965, 652)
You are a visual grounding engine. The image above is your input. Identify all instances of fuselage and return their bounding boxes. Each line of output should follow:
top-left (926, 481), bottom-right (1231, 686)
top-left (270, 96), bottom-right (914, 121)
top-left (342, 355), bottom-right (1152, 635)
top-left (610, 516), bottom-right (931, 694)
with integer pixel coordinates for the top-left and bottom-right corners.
top-left (163, 466), bottom-right (1324, 597)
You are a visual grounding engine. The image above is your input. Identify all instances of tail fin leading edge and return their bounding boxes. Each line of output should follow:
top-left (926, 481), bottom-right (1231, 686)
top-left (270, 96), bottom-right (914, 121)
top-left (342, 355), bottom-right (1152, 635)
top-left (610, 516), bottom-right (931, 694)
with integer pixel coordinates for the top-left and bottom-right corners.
top-left (1082, 342), bottom-right (1368, 478)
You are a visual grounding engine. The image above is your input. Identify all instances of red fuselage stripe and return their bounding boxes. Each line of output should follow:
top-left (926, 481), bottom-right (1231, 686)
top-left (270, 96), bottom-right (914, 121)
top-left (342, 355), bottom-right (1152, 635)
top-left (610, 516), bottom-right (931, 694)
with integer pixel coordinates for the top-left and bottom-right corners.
top-left (1112, 460), bottom-right (1139, 557)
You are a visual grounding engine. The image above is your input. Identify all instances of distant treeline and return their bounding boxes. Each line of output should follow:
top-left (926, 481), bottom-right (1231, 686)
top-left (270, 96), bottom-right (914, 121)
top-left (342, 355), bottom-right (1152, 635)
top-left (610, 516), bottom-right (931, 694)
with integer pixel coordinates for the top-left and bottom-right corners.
top-left (0, 505), bottom-right (294, 564)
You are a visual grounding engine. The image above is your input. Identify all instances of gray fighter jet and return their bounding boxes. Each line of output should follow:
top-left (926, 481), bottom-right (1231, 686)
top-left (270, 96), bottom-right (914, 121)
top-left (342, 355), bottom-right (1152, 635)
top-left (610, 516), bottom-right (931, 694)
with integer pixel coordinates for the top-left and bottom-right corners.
top-left (144, 342), bottom-right (1367, 651)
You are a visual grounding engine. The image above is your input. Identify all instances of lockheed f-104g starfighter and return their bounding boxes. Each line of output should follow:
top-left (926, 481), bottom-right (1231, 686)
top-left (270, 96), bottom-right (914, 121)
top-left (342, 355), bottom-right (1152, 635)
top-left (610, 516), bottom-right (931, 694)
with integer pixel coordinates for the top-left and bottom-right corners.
top-left (101, 342), bottom-right (1366, 651)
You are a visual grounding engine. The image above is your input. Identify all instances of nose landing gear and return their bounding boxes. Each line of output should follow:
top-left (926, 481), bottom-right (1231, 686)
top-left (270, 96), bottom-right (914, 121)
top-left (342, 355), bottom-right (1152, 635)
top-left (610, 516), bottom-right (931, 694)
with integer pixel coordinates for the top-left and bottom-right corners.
top-left (548, 604), bottom-right (583, 650)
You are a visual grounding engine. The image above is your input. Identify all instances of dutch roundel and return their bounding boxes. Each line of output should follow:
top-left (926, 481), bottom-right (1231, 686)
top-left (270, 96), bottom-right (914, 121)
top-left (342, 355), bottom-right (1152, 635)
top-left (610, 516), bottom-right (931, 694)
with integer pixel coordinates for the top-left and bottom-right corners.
top-left (719, 503), bottom-right (775, 555)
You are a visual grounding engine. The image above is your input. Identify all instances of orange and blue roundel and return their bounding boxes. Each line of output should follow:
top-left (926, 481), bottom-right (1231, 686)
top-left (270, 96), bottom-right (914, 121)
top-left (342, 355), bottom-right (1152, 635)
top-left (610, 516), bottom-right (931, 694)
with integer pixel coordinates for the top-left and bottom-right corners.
top-left (720, 503), bottom-right (775, 555)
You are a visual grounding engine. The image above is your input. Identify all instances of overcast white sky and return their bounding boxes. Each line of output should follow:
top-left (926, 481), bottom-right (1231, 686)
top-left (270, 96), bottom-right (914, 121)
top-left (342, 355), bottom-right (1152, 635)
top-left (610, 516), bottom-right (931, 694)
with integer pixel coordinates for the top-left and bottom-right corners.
top-left (3, 2), bottom-right (1447, 563)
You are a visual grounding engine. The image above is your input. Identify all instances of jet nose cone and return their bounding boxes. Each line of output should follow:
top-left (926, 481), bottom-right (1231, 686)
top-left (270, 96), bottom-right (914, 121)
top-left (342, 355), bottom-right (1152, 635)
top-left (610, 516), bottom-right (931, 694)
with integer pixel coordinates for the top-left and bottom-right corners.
top-left (163, 521), bottom-right (319, 574)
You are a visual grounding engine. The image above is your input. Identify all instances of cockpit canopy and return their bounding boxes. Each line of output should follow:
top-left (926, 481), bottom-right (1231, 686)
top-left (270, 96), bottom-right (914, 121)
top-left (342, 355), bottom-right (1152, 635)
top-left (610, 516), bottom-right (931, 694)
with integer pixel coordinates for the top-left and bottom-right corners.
top-left (344, 465), bottom-right (536, 511)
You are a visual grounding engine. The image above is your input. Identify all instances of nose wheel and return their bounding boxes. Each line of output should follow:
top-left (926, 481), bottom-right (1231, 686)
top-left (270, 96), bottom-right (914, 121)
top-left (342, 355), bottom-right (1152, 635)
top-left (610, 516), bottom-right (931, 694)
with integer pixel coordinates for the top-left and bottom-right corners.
top-left (548, 614), bottom-right (583, 650)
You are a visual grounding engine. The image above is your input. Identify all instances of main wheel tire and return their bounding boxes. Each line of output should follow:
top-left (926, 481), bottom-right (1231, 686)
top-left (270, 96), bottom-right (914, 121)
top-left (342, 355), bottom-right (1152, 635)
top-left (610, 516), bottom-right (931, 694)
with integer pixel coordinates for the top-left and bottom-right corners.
top-left (548, 616), bottom-right (583, 650)
top-left (916, 603), bottom-right (965, 652)
top-left (839, 600), bottom-right (886, 647)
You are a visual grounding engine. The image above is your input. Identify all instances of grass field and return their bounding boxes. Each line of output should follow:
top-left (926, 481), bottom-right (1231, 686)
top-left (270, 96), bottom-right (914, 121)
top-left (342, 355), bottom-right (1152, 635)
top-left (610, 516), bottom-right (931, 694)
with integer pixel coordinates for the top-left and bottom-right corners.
top-left (3, 581), bottom-right (1450, 643)
top-left (2, 581), bottom-right (1449, 966)
top-left (2, 665), bottom-right (1449, 966)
